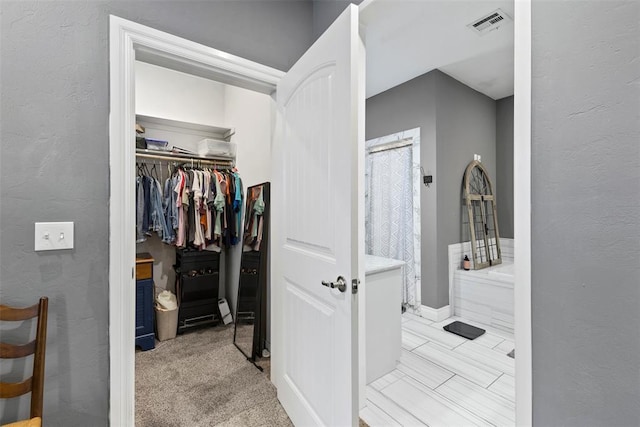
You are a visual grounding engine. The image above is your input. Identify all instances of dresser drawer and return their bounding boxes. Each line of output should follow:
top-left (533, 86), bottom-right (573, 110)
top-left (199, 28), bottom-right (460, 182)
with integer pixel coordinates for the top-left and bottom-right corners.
top-left (136, 262), bottom-right (153, 280)
top-left (136, 252), bottom-right (154, 280)
top-left (175, 249), bottom-right (220, 271)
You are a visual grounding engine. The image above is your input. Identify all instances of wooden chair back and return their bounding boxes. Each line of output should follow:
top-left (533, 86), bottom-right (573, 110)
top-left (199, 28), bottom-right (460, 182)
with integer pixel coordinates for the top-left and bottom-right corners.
top-left (0, 297), bottom-right (48, 420)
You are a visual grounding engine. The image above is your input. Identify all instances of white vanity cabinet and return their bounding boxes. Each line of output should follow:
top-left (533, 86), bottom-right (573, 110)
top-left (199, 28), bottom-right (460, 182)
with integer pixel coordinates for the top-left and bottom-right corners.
top-left (365, 254), bottom-right (405, 383)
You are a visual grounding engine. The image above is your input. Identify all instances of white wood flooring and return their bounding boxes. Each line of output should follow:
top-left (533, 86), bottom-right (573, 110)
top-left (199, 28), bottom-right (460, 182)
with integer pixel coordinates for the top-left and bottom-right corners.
top-left (361, 313), bottom-right (516, 427)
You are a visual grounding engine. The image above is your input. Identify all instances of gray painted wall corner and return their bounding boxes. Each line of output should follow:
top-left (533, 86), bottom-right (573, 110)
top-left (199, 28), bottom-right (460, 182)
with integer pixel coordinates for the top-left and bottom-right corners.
top-left (531, 1), bottom-right (640, 425)
top-left (496, 95), bottom-right (514, 239)
top-left (434, 70), bottom-right (497, 308)
top-left (312, 0), bottom-right (363, 41)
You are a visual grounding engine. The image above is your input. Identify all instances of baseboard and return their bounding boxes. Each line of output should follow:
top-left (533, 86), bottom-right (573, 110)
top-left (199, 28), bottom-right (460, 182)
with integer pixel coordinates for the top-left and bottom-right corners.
top-left (420, 304), bottom-right (451, 322)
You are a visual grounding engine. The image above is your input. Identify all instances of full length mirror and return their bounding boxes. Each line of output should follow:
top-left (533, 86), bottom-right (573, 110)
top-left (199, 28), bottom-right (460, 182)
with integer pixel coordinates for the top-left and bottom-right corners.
top-left (233, 182), bottom-right (270, 364)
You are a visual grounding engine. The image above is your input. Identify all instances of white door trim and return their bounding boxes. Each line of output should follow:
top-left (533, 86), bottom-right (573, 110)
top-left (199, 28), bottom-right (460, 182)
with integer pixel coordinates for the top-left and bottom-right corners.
top-left (108, 16), bottom-right (283, 426)
top-left (514, 0), bottom-right (532, 425)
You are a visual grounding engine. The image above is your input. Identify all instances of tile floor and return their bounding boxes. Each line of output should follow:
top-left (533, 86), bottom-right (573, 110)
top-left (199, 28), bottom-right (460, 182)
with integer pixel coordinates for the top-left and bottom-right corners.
top-left (360, 313), bottom-right (516, 427)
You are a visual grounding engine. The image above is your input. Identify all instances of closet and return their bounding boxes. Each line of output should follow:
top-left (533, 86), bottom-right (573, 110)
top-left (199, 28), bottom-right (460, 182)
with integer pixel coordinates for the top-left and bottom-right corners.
top-left (133, 61), bottom-right (273, 346)
top-left (137, 156), bottom-right (242, 333)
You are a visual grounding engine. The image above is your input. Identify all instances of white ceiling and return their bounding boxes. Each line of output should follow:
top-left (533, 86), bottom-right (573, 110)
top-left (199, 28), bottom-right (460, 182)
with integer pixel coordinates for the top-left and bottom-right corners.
top-left (360, 0), bottom-right (515, 100)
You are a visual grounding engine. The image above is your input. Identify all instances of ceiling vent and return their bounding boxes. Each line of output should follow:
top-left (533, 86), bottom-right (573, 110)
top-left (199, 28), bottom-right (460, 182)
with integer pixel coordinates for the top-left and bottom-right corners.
top-left (468, 9), bottom-right (512, 36)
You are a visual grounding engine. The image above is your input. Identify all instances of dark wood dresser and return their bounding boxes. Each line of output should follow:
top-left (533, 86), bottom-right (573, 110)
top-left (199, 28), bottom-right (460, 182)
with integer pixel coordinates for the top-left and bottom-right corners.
top-left (174, 249), bottom-right (221, 332)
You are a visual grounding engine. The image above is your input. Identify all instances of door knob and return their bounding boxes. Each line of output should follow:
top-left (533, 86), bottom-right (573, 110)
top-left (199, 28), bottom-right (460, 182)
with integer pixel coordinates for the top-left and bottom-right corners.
top-left (321, 276), bottom-right (347, 293)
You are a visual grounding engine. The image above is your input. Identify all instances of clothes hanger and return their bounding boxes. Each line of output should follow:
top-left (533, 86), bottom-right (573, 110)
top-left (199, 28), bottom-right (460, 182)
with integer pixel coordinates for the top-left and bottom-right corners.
top-left (150, 162), bottom-right (159, 181)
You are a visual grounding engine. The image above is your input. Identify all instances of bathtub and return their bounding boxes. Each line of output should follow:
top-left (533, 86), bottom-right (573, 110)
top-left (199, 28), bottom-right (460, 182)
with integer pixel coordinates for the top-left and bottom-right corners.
top-left (467, 261), bottom-right (514, 278)
top-left (449, 239), bottom-right (515, 334)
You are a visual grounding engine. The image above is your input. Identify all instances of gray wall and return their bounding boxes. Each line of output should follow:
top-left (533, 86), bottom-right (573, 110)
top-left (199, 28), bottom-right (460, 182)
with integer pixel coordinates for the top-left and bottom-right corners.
top-left (531, 1), bottom-right (640, 425)
top-left (312, 0), bottom-right (363, 41)
top-left (496, 96), bottom-right (514, 238)
top-left (0, 1), bottom-right (312, 425)
top-left (434, 72), bottom-right (497, 308)
top-left (367, 70), bottom-right (497, 309)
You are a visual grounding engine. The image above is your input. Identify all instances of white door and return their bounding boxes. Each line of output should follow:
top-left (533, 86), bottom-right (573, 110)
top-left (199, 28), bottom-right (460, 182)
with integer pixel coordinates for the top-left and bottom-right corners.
top-left (271, 4), bottom-right (364, 426)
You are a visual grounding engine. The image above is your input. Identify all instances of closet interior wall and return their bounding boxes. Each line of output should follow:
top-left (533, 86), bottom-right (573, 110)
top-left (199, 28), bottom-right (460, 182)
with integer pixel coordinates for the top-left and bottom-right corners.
top-left (134, 61), bottom-right (273, 322)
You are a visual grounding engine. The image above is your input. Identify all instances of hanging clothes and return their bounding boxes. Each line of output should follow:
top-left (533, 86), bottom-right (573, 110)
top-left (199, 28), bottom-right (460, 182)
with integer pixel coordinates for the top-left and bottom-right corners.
top-left (243, 185), bottom-right (265, 251)
top-left (135, 165), bottom-right (170, 244)
top-left (173, 168), bottom-right (187, 247)
top-left (150, 177), bottom-right (171, 240)
top-left (136, 159), bottom-right (243, 250)
top-left (162, 173), bottom-right (178, 244)
top-left (232, 171), bottom-right (244, 245)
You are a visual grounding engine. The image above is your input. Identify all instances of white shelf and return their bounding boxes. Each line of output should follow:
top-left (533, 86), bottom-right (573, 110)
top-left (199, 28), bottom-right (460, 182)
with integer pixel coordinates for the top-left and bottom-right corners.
top-left (135, 114), bottom-right (236, 164)
top-left (136, 114), bottom-right (235, 140)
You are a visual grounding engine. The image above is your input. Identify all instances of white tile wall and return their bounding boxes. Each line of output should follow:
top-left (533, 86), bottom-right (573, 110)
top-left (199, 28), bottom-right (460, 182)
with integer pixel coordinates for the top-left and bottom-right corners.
top-left (448, 239), bottom-right (514, 285)
top-left (448, 238), bottom-right (515, 334)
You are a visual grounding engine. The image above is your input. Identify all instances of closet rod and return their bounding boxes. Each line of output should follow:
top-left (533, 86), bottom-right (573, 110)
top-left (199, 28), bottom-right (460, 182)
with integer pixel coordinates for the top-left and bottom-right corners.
top-left (367, 137), bottom-right (413, 154)
top-left (135, 149), bottom-right (234, 167)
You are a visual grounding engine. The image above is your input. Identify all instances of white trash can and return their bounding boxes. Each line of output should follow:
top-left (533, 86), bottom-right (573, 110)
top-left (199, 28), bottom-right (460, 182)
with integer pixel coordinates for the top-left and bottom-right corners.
top-left (155, 290), bottom-right (178, 341)
top-left (155, 305), bottom-right (178, 341)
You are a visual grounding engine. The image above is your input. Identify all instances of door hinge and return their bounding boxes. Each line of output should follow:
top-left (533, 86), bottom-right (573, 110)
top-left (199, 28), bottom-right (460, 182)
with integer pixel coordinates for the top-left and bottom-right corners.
top-left (352, 278), bottom-right (360, 294)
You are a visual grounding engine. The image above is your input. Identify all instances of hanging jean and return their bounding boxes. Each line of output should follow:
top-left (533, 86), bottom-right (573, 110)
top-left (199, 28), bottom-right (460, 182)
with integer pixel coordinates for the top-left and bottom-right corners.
top-left (163, 176), bottom-right (178, 243)
top-left (149, 178), bottom-right (171, 241)
top-left (136, 177), bottom-right (146, 243)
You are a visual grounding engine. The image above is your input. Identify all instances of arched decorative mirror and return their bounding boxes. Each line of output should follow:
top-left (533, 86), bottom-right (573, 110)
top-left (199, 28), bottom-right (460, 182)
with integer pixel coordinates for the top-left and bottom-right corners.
top-left (463, 160), bottom-right (501, 269)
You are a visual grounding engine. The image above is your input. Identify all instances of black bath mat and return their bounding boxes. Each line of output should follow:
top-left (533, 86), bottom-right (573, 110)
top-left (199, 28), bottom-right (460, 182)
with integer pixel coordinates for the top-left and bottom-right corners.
top-left (443, 321), bottom-right (485, 340)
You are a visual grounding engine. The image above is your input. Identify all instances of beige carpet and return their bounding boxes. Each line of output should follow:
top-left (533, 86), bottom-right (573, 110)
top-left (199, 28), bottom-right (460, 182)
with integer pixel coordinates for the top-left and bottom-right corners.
top-left (136, 325), bottom-right (292, 426)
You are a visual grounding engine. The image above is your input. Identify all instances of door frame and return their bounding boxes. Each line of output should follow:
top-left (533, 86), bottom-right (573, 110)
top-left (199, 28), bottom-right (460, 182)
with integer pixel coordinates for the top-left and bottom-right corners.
top-left (109, 0), bottom-right (534, 424)
top-left (108, 15), bottom-right (283, 425)
top-left (513, 0), bottom-right (532, 424)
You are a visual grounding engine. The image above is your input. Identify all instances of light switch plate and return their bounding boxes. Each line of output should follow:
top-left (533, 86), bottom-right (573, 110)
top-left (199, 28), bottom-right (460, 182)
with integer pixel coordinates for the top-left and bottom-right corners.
top-left (35, 222), bottom-right (74, 251)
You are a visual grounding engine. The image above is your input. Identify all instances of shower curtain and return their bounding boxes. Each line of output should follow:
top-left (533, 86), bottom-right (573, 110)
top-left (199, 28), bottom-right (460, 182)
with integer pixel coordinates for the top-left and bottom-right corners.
top-left (365, 142), bottom-right (417, 307)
